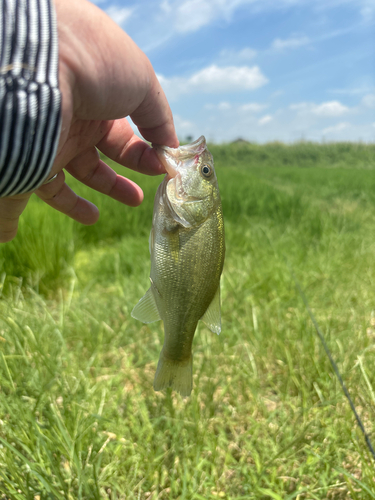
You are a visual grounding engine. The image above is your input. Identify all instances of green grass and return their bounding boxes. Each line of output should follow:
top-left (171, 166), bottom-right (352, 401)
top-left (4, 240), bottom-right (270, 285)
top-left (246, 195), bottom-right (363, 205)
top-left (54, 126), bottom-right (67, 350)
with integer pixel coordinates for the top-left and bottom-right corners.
top-left (0, 142), bottom-right (375, 499)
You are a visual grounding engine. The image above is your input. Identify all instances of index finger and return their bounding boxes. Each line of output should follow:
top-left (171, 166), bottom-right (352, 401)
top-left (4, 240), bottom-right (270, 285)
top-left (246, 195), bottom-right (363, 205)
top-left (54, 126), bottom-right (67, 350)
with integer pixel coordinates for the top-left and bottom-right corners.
top-left (97, 117), bottom-right (171, 176)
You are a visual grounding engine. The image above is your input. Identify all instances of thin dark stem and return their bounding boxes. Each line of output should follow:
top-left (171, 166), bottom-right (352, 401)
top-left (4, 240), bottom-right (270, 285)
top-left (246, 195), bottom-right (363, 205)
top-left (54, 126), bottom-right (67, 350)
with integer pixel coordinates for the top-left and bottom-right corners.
top-left (286, 260), bottom-right (375, 462)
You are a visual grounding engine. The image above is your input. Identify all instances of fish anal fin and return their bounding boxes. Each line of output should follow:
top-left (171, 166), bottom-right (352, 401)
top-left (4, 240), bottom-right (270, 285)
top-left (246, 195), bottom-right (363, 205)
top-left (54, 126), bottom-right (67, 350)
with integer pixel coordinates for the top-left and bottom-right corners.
top-left (201, 285), bottom-right (221, 335)
top-left (153, 350), bottom-right (193, 397)
top-left (131, 287), bottom-right (161, 324)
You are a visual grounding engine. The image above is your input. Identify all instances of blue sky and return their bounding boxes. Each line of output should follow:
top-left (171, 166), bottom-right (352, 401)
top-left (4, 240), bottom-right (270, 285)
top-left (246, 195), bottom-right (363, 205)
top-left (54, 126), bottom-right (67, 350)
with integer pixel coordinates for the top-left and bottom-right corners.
top-left (94, 0), bottom-right (374, 143)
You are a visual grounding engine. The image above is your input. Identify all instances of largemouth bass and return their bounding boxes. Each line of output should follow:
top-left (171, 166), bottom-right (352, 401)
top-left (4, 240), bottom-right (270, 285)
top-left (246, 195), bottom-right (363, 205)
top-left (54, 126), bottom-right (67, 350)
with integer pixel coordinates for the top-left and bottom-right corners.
top-left (131, 136), bottom-right (225, 397)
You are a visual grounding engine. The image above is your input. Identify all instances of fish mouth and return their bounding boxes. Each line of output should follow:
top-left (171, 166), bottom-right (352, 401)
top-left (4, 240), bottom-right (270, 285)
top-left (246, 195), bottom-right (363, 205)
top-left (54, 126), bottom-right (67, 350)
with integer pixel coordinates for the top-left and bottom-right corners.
top-left (153, 136), bottom-right (207, 178)
top-left (174, 136), bottom-right (206, 157)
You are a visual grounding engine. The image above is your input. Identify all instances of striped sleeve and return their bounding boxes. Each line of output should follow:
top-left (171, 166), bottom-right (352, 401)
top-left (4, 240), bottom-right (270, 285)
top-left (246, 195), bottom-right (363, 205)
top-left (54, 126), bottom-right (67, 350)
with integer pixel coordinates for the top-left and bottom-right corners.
top-left (0, 0), bottom-right (62, 197)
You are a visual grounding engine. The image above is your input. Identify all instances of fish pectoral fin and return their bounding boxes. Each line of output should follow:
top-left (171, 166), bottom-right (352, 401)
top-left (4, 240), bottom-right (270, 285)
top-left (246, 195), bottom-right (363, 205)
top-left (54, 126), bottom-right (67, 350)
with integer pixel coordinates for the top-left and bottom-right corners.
top-left (131, 287), bottom-right (161, 324)
top-left (201, 285), bottom-right (221, 335)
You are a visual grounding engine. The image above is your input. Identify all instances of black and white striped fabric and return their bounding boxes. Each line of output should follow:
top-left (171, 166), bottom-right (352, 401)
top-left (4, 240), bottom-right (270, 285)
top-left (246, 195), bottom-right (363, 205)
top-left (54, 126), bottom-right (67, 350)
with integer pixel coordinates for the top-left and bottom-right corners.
top-left (0, 0), bottom-right (61, 197)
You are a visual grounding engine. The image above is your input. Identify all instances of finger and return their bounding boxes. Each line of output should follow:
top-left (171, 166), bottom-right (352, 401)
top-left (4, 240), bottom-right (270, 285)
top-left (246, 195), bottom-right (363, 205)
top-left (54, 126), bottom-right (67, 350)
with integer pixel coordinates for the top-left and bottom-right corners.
top-left (130, 76), bottom-right (179, 148)
top-left (36, 171), bottom-right (99, 225)
top-left (66, 147), bottom-right (144, 207)
top-left (97, 118), bottom-right (168, 176)
top-left (0, 194), bottom-right (31, 243)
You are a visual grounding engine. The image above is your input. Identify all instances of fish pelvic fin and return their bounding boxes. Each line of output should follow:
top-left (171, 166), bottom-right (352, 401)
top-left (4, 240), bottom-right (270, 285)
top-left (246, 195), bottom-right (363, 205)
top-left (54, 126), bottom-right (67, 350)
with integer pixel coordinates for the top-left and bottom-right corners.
top-left (153, 350), bottom-right (193, 397)
top-left (131, 287), bottom-right (161, 324)
top-left (201, 285), bottom-right (221, 335)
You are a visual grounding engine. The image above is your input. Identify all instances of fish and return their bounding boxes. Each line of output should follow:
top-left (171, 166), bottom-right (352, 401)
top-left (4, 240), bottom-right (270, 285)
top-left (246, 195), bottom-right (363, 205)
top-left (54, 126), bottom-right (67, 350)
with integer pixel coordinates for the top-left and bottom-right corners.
top-left (131, 136), bottom-right (225, 397)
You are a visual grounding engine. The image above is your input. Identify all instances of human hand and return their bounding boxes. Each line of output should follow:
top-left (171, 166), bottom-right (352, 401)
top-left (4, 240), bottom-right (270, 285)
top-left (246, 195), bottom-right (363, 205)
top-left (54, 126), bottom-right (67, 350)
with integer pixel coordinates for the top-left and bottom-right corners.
top-left (0, 0), bottom-right (178, 243)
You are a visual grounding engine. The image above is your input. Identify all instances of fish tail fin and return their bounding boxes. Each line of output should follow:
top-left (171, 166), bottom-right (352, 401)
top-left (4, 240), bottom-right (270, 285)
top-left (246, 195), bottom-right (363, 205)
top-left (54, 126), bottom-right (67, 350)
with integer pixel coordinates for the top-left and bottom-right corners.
top-left (153, 350), bottom-right (193, 397)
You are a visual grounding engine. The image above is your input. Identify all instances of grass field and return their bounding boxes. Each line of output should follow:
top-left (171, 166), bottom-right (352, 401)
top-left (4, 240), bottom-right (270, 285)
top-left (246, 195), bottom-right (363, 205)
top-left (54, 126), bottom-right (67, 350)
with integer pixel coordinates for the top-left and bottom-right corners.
top-left (0, 142), bottom-right (375, 499)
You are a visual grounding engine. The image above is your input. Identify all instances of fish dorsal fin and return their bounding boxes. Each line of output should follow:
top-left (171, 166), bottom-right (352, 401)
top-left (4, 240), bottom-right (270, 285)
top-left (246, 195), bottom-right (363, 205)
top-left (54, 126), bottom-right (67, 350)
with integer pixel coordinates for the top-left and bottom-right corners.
top-left (201, 285), bottom-right (221, 335)
top-left (131, 287), bottom-right (161, 324)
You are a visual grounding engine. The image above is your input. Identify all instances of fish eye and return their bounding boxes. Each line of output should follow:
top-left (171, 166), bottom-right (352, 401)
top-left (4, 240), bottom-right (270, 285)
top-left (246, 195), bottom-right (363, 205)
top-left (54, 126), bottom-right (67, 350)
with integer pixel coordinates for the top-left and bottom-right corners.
top-left (201, 164), bottom-right (212, 178)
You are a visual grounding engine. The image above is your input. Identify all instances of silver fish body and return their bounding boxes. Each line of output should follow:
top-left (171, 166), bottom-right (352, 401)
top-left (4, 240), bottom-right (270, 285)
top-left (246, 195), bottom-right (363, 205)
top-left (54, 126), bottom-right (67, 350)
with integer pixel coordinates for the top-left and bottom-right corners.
top-left (132, 136), bottom-right (225, 396)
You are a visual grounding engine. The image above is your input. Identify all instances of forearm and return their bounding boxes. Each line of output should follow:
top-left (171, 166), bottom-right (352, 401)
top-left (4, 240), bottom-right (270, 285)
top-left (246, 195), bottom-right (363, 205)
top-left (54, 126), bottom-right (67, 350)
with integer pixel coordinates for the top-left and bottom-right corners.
top-left (0, 0), bottom-right (62, 197)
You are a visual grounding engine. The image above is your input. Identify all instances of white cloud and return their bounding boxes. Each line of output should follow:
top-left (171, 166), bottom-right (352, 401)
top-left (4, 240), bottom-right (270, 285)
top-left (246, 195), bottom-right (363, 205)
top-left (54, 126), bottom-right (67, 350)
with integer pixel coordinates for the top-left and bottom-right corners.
top-left (360, 2), bottom-right (375, 22)
top-left (313, 101), bottom-right (349, 116)
top-left (362, 94), bottom-right (375, 108)
top-left (160, 0), bottom-right (237, 34)
top-left (328, 86), bottom-right (373, 95)
top-left (289, 103), bottom-right (308, 112)
top-left (105, 6), bottom-right (133, 26)
top-left (189, 65), bottom-right (267, 91)
top-left (127, 114), bottom-right (195, 140)
top-left (239, 103), bottom-right (267, 113)
top-left (204, 101), bottom-right (233, 111)
top-left (290, 100), bottom-right (350, 117)
top-left (158, 65), bottom-right (268, 99)
top-left (215, 101), bottom-right (232, 110)
top-left (204, 101), bottom-right (232, 111)
top-left (205, 101), bottom-right (266, 112)
top-left (271, 35), bottom-right (310, 51)
top-left (157, 0), bottom-right (329, 37)
top-left (219, 47), bottom-right (257, 62)
top-left (270, 90), bottom-right (285, 99)
top-left (165, 107), bottom-right (374, 144)
top-left (158, 0), bottom-right (374, 37)
top-left (173, 114), bottom-right (195, 132)
top-left (98, 0), bottom-right (374, 52)
top-left (322, 122), bottom-right (350, 134)
top-left (258, 115), bottom-right (273, 125)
